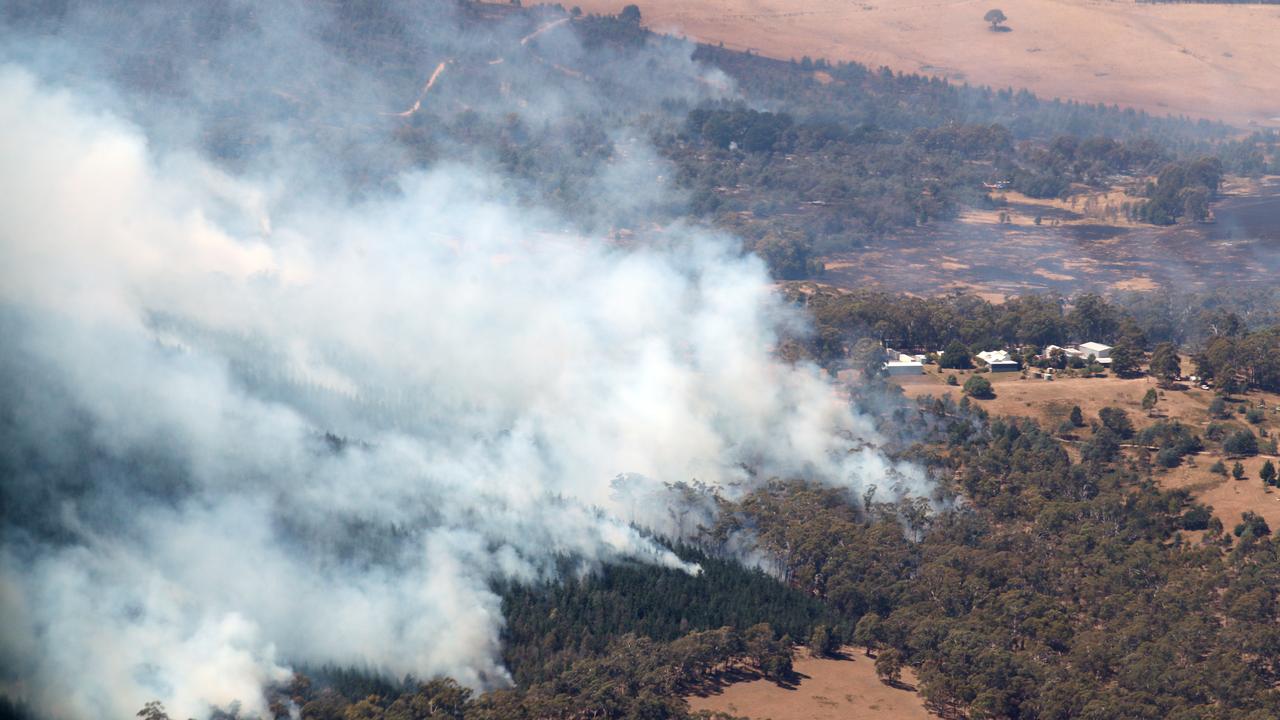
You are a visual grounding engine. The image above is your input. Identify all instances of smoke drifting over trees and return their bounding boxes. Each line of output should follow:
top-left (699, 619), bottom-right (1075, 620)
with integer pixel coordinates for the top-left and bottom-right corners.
top-left (0, 3), bottom-right (924, 719)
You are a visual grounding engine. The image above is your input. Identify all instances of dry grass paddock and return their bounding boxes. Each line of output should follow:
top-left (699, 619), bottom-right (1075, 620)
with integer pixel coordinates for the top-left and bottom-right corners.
top-left (575, 0), bottom-right (1280, 127)
top-left (686, 646), bottom-right (937, 720)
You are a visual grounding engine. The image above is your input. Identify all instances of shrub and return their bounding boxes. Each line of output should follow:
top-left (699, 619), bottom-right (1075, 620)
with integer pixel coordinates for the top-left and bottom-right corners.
top-left (1246, 407), bottom-right (1265, 424)
top-left (1137, 421), bottom-right (1203, 467)
top-left (1141, 388), bottom-right (1158, 411)
top-left (1223, 429), bottom-right (1259, 458)
top-left (945, 374), bottom-right (959, 386)
top-left (1209, 397), bottom-right (1228, 419)
top-left (1155, 447), bottom-right (1182, 468)
top-left (1205, 422), bottom-right (1238, 443)
top-left (1234, 511), bottom-right (1272, 538)
top-left (1098, 407), bottom-right (1134, 440)
top-left (963, 375), bottom-right (995, 399)
top-left (1260, 460), bottom-right (1276, 486)
top-left (1209, 459), bottom-right (1228, 476)
top-left (1181, 505), bottom-right (1212, 531)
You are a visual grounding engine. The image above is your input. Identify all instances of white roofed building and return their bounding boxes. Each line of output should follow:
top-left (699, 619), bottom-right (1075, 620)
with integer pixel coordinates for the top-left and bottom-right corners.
top-left (977, 349), bottom-right (1020, 372)
top-left (1077, 342), bottom-right (1112, 360)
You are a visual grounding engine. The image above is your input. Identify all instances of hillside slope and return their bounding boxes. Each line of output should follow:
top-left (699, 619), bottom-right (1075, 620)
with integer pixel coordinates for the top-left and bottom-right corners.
top-left (576, 0), bottom-right (1280, 127)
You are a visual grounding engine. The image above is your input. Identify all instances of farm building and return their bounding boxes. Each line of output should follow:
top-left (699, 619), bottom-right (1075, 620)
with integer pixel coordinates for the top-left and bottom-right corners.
top-left (1042, 342), bottom-right (1113, 366)
top-left (1076, 342), bottom-right (1112, 364)
top-left (882, 349), bottom-right (924, 376)
top-left (977, 349), bottom-right (1020, 372)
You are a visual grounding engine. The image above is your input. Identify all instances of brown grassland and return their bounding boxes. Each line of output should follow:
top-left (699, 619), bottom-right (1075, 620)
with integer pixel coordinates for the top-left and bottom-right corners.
top-left (892, 360), bottom-right (1280, 532)
top-left (685, 647), bottom-right (937, 720)
top-left (575, 0), bottom-right (1280, 127)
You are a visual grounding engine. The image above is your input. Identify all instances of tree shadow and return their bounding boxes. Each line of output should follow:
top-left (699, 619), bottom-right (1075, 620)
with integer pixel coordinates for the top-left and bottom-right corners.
top-left (990, 25), bottom-right (1013, 32)
top-left (684, 666), bottom-right (763, 698)
top-left (774, 668), bottom-right (810, 690)
top-left (882, 678), bottom-right (918, 692)
top-left (684, 666), bottom-right (811, 697)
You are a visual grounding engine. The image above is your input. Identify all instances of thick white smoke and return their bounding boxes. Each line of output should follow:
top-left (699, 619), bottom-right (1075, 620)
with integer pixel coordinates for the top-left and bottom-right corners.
top-left (0, 31), bottom-right (922, 720)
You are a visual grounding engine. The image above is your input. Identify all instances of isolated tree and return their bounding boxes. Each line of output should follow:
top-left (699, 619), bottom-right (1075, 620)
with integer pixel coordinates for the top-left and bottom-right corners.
top-left (984, 8), bottom-right (1007, 30)
top-left (1070, 405), bottom-right (1085, 427)
top-left (1210, 459), bottom-right (1228, 476)
top-left (875, 648), bottom-right (905, 685)
top-left (1142, 388), bottom-right (1159, 413)
top-left (1260, 459), bottom-right (1276, 486)
top-left (964, 375), bottom-right (995, 399)
top-left (619, 4), bottom-right (642, 24)
top-left (1232, 461), bottom-right (1246, 480)
top-left (1148, 342), bottom-right (1182, 387)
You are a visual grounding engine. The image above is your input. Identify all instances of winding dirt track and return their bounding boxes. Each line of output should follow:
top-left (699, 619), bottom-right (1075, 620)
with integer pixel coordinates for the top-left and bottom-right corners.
top-left (575, 0), bottom-right (1280, 127)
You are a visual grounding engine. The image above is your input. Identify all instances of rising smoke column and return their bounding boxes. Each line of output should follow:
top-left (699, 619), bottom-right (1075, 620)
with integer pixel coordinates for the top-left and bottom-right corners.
top-left (0, 5), bottom-right (926, 720)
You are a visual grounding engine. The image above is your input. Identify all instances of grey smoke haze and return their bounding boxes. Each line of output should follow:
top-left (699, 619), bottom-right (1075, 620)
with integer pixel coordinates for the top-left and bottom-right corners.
top-left (0, 3), bottom-right (925, 719)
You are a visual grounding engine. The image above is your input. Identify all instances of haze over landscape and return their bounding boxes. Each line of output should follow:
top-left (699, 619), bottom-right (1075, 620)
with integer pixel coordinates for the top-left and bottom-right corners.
top-left (579, 0), bottom-right (1280, 127)
top-left (2, 2), bottom-right (1280, 720)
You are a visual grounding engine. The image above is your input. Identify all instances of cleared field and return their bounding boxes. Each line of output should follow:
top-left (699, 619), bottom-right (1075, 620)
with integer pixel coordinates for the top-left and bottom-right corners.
top-left (686, 647), bottom-right (937, 720)
top-left (576, 0), bottom-right (1280, 127)
top-left (894, 366), bottom-right (1210, 433)
top-left (1159, 454), bottom-right (1280, 533)
top-left (893, 363), bottom-right (1280, 530)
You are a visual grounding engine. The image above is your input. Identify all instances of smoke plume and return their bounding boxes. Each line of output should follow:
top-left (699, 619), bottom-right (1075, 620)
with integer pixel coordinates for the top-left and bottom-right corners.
top-left (0, 3), bottom-right (925, 719)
